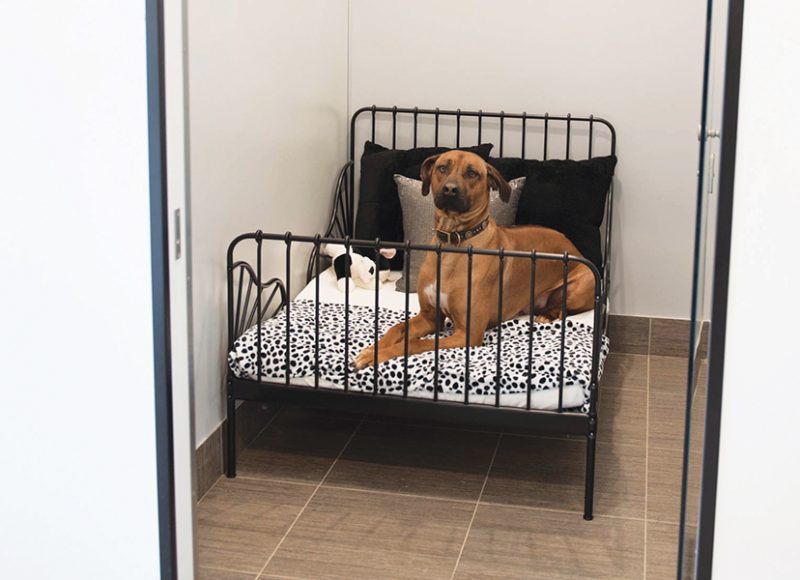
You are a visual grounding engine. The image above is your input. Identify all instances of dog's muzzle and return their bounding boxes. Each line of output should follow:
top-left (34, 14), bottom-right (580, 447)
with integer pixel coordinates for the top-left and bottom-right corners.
top-left (434, 192), bottom-right (470, 213)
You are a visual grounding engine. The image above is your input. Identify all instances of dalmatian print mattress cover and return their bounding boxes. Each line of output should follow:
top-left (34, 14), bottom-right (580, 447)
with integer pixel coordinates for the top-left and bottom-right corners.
top-left (227, 268), bottom-right (610, 412)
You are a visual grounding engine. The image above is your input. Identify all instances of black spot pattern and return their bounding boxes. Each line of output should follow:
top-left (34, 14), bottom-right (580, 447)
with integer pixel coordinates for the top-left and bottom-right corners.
top-left (227, 299), bottom-right (610, 413)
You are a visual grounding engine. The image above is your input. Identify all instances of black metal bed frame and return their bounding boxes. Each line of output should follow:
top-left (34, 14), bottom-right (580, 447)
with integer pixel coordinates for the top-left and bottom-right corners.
top-left (225, 106), bottom-right (616, 520)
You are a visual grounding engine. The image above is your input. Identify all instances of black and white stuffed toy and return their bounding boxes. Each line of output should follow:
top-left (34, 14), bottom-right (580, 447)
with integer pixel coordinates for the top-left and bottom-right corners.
top-left (321, 244), bottom-right (396, 292)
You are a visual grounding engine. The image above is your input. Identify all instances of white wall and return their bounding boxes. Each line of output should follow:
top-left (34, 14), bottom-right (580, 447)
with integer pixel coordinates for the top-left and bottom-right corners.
top-left (349, 0), bottom-right (707, 318)
top-left (712, 3), bottom-right (800, 578)
top-left (0, 3), bottom-right (161, 579)
top-left (187, 0), bottom-right (349, 444)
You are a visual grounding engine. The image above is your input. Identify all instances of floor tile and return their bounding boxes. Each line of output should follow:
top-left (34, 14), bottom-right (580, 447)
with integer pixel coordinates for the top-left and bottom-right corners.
top-left (607, 315), bottom-right (650, 355)
top-left (647, 446), bottom-right (683, 524)
top-left (264, 487), bottom-right (474, 579)
top-left (649, 356), bottom-right (689, 450)
top-left (197, 567), bottom-right (255, 580)
top-left (645, 522), bottom-right (679, 580)
top-left (601, 353), bottom-right (648, 391)
top-left (454, 504), bottom-right (645, 579)
top-left (324, 420), bottom-right (499, 501)
top-left (237, 406), bottom-right (362, 484)
top-left (197, 477), bottom-right (314, 573)
top-left (598, 386), bottom-right (647, 445)
top-left (646, 521), bottom-right (680, 580)
top-left (650, 318), bottom-right (691, 357)
top-left (482, 435), bottom-right (646, 519)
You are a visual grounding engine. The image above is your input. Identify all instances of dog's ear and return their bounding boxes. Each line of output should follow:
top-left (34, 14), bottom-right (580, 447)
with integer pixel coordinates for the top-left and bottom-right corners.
top-left (420, 154), bottom-right (440, 196)
top-left (486, 162), bottom-right (511, 202)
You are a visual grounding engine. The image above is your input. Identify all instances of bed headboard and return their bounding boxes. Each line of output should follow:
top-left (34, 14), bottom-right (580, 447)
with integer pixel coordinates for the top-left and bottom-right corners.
top-left (321, 105), bottom-right (616, 287)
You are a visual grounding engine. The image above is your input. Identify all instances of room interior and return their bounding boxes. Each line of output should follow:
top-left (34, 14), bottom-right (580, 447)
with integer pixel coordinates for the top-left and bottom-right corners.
top-left (166, 1), bottom-right (726, 578)
top-left (10, 1), bottom-right (800, 579)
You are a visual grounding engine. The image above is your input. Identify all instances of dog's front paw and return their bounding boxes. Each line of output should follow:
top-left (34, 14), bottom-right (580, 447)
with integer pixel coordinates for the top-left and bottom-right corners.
top-left (353, 345), bottom-right (375, 370)
top-left (534, 314), bottom-right (554, 324)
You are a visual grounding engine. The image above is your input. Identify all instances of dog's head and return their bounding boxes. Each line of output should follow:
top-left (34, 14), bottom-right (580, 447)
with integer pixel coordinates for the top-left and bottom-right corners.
top-left (420, 150), bottom-right (511, 215)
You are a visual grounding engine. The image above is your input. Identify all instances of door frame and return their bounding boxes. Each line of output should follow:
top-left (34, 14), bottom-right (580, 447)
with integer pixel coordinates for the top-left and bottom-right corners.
top-left (143, 1), bottom-right (746, 578)
top-left (688, 0), bottom-right (745, 578)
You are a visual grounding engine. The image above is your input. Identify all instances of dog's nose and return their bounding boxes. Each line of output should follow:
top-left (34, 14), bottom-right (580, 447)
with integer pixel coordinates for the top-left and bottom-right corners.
top-left (442, 182), bottom-right (460, 196)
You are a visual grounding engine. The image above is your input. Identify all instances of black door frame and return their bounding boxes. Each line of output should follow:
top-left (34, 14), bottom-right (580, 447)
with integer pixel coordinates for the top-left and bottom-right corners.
top-left (142, 1), bottom-right (746, 578)
top-left (689, 0), bottom-right (745, 578)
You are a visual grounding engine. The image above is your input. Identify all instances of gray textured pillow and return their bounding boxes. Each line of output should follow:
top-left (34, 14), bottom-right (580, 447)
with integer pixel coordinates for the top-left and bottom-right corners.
top-left (393, 174), bottom-right (525, 292)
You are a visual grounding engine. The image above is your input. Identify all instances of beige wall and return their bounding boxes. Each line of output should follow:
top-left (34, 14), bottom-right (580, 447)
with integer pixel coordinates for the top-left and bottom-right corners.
top-left (188, 0), bottom-right (349, 444)
top-left (349, 0), bottom-right (707, 318)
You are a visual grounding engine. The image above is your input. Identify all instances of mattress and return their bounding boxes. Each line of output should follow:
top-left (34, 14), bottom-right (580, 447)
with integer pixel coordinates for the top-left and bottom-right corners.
top-left (228, 267), bottom-right (609, 412)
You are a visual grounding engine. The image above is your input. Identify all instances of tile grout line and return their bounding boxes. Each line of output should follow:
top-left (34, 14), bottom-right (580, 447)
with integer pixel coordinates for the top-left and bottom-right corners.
top-left (449, 431), bottom-right (503, 580)
top-left (196, 564), bottom-right (261, 578)
top-left (254, 416), bottom-right (366, 579)
top-left (643, 318), bottom-right (652, 579)
top-left (478, 499), bottom-right (649, 523)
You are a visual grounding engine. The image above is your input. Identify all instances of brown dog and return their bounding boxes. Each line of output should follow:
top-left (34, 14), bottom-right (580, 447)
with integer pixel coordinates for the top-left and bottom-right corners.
top-left (353, 150), bottom-right (595, 370)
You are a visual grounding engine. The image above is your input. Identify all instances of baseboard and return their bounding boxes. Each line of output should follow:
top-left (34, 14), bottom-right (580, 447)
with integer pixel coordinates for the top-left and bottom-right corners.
top-left (195, 400), bottom-right (280, 500)
top-left (607, 314), bottom-right (695, 357)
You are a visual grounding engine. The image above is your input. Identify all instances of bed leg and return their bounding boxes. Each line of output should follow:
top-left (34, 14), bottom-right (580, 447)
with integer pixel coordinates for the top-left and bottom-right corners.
top-left (225, 392), bottom-right (237, 478)
top-left (583, 427), bottom-right (597, 521)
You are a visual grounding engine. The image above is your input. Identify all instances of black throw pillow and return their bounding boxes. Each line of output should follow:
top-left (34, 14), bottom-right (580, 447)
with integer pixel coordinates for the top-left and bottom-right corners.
top-left (486, 155), bottom-right (616, 269)
top-left (355, 141), bottom-right (494, 268)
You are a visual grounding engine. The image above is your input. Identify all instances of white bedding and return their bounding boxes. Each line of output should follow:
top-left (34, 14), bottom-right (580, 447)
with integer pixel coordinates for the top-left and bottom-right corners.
top-left (228, 267), bottom-right (608, 412)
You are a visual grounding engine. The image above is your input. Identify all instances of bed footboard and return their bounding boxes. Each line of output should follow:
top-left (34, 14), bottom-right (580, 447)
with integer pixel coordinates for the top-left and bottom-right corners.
top-left (226, 232), bottom-right (605, 519)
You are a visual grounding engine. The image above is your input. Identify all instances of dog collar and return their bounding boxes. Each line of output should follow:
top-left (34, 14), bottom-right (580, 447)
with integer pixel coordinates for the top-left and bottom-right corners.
top-left (434, 217), bottom-right (490, 246)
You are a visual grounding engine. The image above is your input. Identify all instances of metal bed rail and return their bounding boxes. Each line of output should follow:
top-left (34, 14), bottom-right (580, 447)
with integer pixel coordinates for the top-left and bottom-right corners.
top-left (227, 231), bottom-right (603, 518)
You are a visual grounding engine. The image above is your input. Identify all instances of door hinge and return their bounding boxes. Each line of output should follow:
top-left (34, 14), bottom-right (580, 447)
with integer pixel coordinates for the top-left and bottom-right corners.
top-left (174, 208), bottom-right (182, 260)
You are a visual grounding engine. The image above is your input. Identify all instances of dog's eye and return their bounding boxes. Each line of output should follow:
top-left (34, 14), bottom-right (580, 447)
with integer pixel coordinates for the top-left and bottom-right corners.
top-left (466, 169), bottom-right (478, 178)
top-left (437, 165), bottom-right (447, 173)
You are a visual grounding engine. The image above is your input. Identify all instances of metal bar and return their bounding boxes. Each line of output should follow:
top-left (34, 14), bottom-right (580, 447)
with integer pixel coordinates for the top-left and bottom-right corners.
top-left (413, 107), bottom-right (419, 147)
top-left (349, 105), bottom-right (614, 125)
top-left (527, 251), bottom-right (537, 410)
top-left (456, 109), bottom-right (461, 147)
top-left (373, 239), bottom-right (381, 394)
top-left (230, 232), bottom-right (602, 270)
top-left (256, 232), bottom-right (263, 381)
top-left (521, 112), bottom-right (527, 158)
top-left (434, 108), bottom-right (440, 147)
top-left (544, 113), bottom-right (549, 160)
top-left (403, 240), bottom-right (411, 398)
top-left (465, 247), bottom-right (473, 405)
top-left (495, 249), bottom-right (504, 407)
top-left (370, 105), bottom-right (376, 142)
top-left (285, 233), bottom-right (292, 385)
top-left (314, 235), bottom-right (321, 390)
top-left (558, 252), bottom-right (568, 412)
top-left (499, 111), bottom-right (505, 157)
top-left (234, 264), bottom-right (245, 336)
top-left (588, 114), bottom-right (594, 158)
top-left (566, 113), bottom-right (572, 159)
top-left (232, 378), bottom-right (591, 435)
top-left (477, 110), bottom-right (483, 143)
top-left (240, 268), bottom-right (254, 334)
top-left (344, 236), bottom-right (350, 391)
top-left (391, 106), bottom-right (397, 149)
top-left (434, 244), bottom-right (442, 401)
top-left (225, 393), bottom-right (236, 477)
top-left (584, 432), bottom-right (596, 520)
top-left (257, 285), bottom-right (280, 325)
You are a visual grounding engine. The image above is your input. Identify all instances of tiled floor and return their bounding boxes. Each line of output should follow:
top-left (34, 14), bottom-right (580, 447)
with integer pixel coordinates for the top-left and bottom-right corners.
top-left (197, 351), bottom-right (690, 579)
